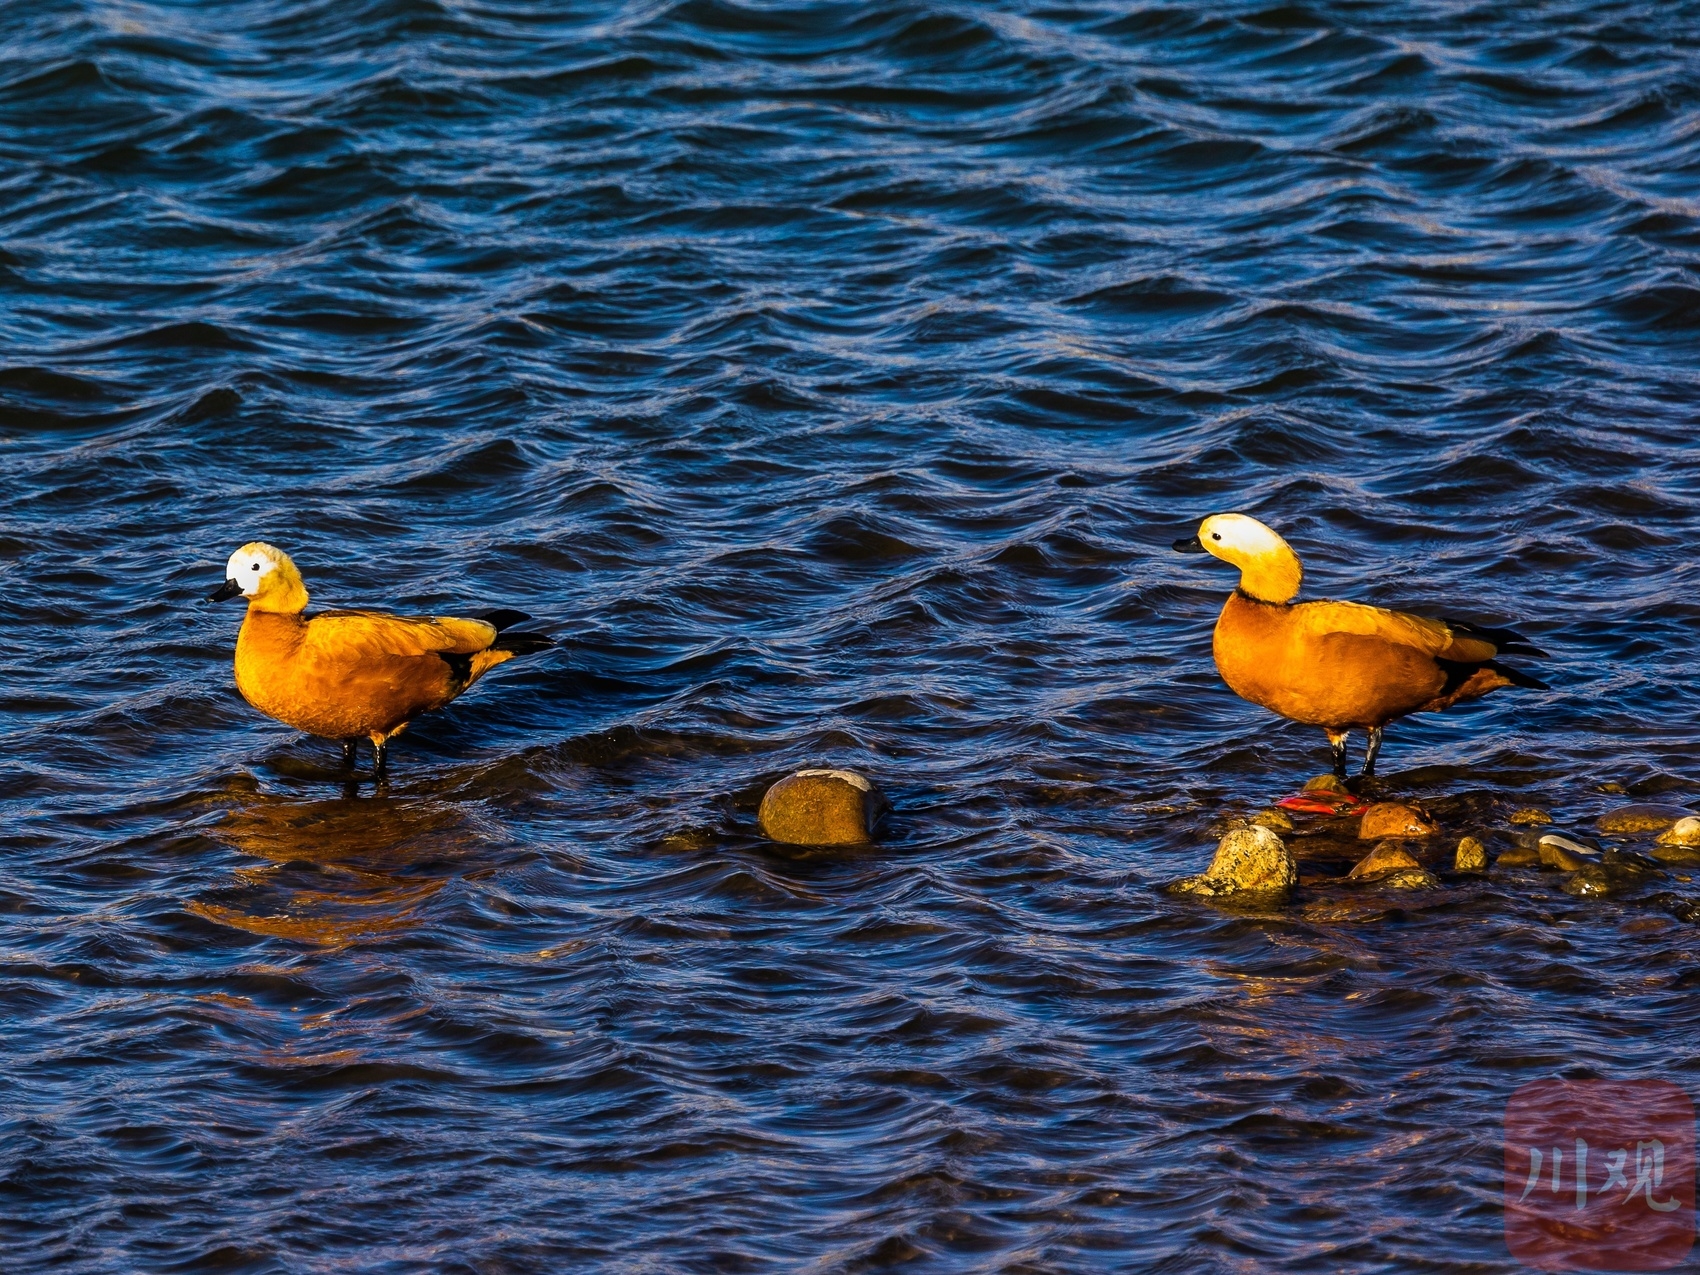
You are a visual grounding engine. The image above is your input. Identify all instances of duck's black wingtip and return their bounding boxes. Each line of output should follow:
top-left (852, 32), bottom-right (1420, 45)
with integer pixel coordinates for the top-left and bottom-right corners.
top-left (492, 630), bottom-right (553, 656)
top-left (479, 608), bottom-right (533, 632)
top-left (1444, 616), bottom-right (1547, 658)
top-left (1492, 661), bottom-right (1550, 691)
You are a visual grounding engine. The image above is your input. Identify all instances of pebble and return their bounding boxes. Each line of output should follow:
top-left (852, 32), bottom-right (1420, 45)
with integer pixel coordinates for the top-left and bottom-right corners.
top-left (1167, 826), bottom-right (1296, 901)
top-left (1539, 839), bottom-right (1597, 872)
top-left (1377, 868), bottom-right (1442, 890)
top-left (1597, 804), bottom-right (1690, 835)
top-left (1303, 774), bottom-right (1351, 794)
top-left (1252, 808), bottom-right (1296, 833)
top-left (1455, 836), bottom-right (1487, 873)
top-left (1358, 802), bottom-right (1438, 840)
top-left (1348, 842), bottom-right (1421, 879)
top-left (1495, 843), bottom-right (1541, 868)
top-left (1345, 842), bottom-right (1440, 889)
top-left (1509, 807), bottom-right (1552, 826)
top-left (1656, 816), bottom-right (1700, 848)
top-left (758, 769), bottom-right (889, 846)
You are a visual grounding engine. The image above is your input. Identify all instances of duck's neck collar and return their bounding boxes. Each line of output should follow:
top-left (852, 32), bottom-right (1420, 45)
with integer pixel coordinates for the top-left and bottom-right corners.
top-left (246, 578), bottom-right (309, 615)
top-left (1235, 546), bottom-right (1302, 605)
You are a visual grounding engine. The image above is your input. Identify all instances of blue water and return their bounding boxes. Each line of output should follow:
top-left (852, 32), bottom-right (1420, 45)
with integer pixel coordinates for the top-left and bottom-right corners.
top-left (5, 1), bottom-right (1700, 1269)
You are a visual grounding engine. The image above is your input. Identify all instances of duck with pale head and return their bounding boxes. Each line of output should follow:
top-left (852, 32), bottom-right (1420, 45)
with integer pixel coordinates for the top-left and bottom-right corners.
top-left (1174, 514), bottom-right (1547, 777)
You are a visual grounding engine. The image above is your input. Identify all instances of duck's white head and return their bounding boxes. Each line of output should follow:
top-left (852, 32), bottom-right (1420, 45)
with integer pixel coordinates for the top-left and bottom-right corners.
top-left (209, 542), bottom-right (309, 613)
top-left (1174, 513), bottom-right (1303, 604)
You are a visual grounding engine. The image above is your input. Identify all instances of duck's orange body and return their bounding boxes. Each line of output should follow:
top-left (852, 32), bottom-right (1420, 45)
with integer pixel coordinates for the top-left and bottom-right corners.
top-left (213, 542), bottom-right (548, 773)
top-left (1211, 591), bottom-right (1519, 731)
top-left (234, 608), bottom-right (517, 741)
top-left (1175, 514), bottom-right (1545, 775)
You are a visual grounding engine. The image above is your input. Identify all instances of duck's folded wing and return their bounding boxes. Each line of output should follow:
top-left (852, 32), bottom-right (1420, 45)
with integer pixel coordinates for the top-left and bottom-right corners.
top-left (1296, 600), bottom-right (1500, 663)
top-left (306, 610), bottom-right (498, 659)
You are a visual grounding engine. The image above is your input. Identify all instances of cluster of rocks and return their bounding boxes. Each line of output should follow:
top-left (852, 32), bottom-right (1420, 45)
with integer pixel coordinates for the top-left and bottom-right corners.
top-left (1165, 783), bottom-right (1700, 919)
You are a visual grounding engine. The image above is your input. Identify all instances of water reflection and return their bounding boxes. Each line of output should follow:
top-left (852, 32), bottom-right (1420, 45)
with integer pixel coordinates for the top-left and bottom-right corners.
top-left (189, 791), bottom-right (503, 947)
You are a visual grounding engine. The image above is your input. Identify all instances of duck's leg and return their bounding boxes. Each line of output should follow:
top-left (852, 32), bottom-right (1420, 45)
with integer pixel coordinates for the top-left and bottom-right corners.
top-left (1362, 727), bottom-right (1385, 777)
top-left (341, 738), bottom-right (358, 769)
top-left (1326, 728), bottom-right (1350, 778)
top-left (370, 731), bottom-right (390, 782)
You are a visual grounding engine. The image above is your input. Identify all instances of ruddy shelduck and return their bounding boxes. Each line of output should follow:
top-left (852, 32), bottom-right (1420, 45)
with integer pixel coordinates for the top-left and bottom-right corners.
top-left (1174, 514), bottom-right (1546, 776)
top-left (210, 543), bottom-right (550, 776)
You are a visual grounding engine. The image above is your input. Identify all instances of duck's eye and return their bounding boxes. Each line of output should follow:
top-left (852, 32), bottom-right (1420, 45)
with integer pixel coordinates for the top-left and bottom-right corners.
top-left (1211, 533), bottom-right (1221, 541)
top-left (251, 563), bottom-right (260, 570)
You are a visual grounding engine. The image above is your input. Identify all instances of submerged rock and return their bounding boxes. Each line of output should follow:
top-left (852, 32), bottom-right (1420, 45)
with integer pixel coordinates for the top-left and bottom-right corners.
top-left (1455, 836), bottom-right (1488, 873)
top-left (1359, 802), bottom-right (1437, 840)
top-left (1167, 826), bottom-right (1295, 901)
top-left (1645, 892), bottom-right (1700, 924)
top-left (1496, 843), bottom-right (1541, 868)
top-left (1657, 816), bottom-right (1700, 848)
top-left (1652, 842), bottom-right (1700, 867)
top-left (1539, 835), bottom-right (1599, 872)
top-left (1509, 807), bottom-right (1552, 826)
top-left (1304, 774), bottom-right (1350, 795)
top-left (1563, 867), bottom-right (1613, 898)
top-left (1598, 804), bottom-right (1690, 835)
top-left (758, 769), bottom-right (888, 846)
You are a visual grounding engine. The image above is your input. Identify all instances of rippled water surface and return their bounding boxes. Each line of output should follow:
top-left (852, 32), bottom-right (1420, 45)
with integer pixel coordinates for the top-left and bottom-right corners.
top-left (5, 0), bottom-right (1700, 1269)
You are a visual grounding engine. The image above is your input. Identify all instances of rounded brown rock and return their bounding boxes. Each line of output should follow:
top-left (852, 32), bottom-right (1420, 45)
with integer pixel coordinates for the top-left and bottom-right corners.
top-left (758, 769), bottom-right (889, 846)
top-left (1348, 841), bottom-right (1423, 879)
top-left (1656, 816), bottom-right (1700, 848)
top-left (1358, 802), bottom-right (1437, 840)
top-left (1509, 807), bottom-right (1552, 826)
top-left (1597, 804), bottom-right (1691, 835)
top-left (1454, 836), bottom-right (1488, 873)
top-left (1167, 826), bottom-right (1295, 900)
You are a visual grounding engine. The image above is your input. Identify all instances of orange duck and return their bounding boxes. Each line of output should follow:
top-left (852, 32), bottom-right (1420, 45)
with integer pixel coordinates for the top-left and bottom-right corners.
top-left (209, 542), bottom-right (550, 776)
top-left (1173, 514), bottom-right (1547, 776)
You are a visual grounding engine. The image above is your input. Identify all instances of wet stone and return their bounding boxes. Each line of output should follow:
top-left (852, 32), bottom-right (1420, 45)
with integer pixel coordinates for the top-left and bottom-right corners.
top-left (1657, 816), bottom-right (1700, 848)
top-left (758, 769), bottom-right (888, 846)
top-left (1539, 835), bottom-right (1599, 872)
top-left (1598, 804), bottom-right (1690, 835)
top-left (1167, 826), bottom-right (1295, 901)
top-left (1304, 774), bottom-right (1351, 794)
top-left (1455, 836), bottom-right (1487, 873)
top-left (1348, 842), bottom-right (1421, 880)
top-left (1358, 802), bottom-right (1437, 840)
top-left (1496, 843), bottom-right (1541, 868)
top-left (1378, 868), bottom-right (1442, 890)
top-left (1252, 808), bottom-right (1295, 833)
top-left (1509, 807), bottom-right (1552, 826)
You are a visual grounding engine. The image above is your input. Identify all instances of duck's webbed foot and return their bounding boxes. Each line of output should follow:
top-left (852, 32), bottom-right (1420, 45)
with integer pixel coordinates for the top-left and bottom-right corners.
top-left (1326, 728), bottom-right (1350, 778)
top-left (1362, 726), bottom-right (1385, 777)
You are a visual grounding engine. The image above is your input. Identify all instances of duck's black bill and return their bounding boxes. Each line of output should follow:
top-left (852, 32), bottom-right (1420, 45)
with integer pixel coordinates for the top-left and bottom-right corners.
top-left (1172, 535), bottom-right (1206, 553)
top-left (208, 578), bottom-right (243, 602)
